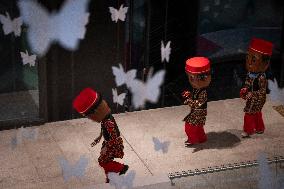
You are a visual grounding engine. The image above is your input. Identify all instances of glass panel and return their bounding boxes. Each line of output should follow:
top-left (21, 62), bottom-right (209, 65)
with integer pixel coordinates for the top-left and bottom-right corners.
top-left (0, 1), bottom-right (39, 123)
top-left (197, 0), bottom-right (283, 61)
top-left (197, 0), bottom-right (283, 101)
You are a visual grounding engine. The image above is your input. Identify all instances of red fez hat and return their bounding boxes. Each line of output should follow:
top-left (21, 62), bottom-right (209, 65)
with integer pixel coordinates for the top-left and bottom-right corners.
top-left (185, 57), bottom-right (210, 74)
top-left (73, 88), bottom-right (101, 114)
top-left (249, 38), bottom-right (273, 56)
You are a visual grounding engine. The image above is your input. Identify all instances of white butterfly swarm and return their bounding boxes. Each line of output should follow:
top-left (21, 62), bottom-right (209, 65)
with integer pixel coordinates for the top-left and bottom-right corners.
top-left (112, 64), bottom-right (137, 88)
top-left (152, 137), bottom-right (170, 154)
top-left (17, 0), bottom-right (90, 56)
top-left (268, 79), bottom-right (284, 104)
top-left (112, 88), bottom-right (126, 106)
top-left (109, 4), bottom-right (128, 23)
top-left (161, 40), bottom-right (171, 63)
top-left (0, 12), bottom-right (22, 37)
top-left (20, 50), bottom-right (37, 66)
top-left (128, 69), bottom-right (166, 108)
top-left (108, 170), bottom-right (136, 189)
top-left (58, 155), bottom-right (89, 182)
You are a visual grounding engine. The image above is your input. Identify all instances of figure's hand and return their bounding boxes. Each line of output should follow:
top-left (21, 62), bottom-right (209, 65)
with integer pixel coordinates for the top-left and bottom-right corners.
top-left (182, 90), bottom-right (191, 99)
top-left (240, 88), bottom-right (248, 99)
top-left (91, 139), bottom-right (100, 147)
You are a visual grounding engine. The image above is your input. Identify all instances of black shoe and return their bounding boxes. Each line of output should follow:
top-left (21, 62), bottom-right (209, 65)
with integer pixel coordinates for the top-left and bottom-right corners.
top-left (256, 131), bottom-right (264, 134)
top-left (184, 140), bottom-right (190, 144)
top-left (106, 178), bottom-right (110, 183)
top-left (119, 165), bottom-right (129, 175)
top-left (241, 132), bottom-right (250, 138)
top-left (185, 142), bottom-right (194, 147)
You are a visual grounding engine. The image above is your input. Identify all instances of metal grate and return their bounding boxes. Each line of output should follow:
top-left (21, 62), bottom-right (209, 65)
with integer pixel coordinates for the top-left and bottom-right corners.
top-left (168, 155), bottom-right (284, 185)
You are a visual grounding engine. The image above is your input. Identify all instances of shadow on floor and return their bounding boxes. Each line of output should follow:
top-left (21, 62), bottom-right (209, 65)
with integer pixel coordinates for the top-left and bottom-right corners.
top-left (189, 130), bottom-right (242, 153)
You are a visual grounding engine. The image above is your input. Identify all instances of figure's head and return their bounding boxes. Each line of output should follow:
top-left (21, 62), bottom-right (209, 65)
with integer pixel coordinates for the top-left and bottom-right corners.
top-left (73, 88), bottom-right (111, 123)
top-left (246, 38), bottom-right (273, 73)
top-left (185, 57), bottom-right (211, 89)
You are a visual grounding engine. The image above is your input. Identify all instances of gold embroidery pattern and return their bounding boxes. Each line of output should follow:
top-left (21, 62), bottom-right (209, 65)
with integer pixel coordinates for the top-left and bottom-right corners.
top-left (244, 74), bottom-right (267, 113)
top-left (183, 89), bottom-right (207, 125)
top-left (98, 137), bottom-right (124, 164)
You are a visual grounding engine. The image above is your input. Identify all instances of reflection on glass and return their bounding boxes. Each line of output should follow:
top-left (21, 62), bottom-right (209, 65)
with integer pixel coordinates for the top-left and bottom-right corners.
top-left (197, 0), bottom-right (283, 60)
top-left (0, 2), bottom-right (39, 123)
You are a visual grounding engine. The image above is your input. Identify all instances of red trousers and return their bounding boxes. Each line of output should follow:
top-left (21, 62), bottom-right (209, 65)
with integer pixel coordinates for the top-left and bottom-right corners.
top-left (243, 112), bottom-right (265, 135)
top-left (184, 122), bottom-right (207, 144)
top-left (99, 161), bottom-right (124, 175)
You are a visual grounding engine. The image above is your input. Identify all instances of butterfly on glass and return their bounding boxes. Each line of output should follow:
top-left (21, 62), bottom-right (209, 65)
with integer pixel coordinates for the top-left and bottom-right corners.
top-left (0, 12), bottom-right (22, 37)
top-left (58, 155), bottom-right (89, 182)
top-left (20, 50), bottom-right (37, 66)
top-left (108, 170), bottom-right (136, 189)
top-left (268, 78), bottom-right (284, 104)
top-left (109, 4), bottom-right (128, 23)
top-left (112, 64), bottom-right (137, 87)
top-left (161, 41), bottom-right (171, 63)
top-left (112, 88), bottom-right (126, 106)
top-left (152, 137), bottom-right (170, 154)
top-left (128, 68), bottom-right (165, 109)
top-left (17, 0), bottom-right (90, 56)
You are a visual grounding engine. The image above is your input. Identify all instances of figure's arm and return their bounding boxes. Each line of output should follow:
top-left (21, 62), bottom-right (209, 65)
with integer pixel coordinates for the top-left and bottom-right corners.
top-left (240, 76), bottom-right (250, 99)
top-left (91, 128), bottom-right (102, 147)
top-left (185, 90), bottom-right (207, 109)
top-left (252, 75), bottom-right (267, 97)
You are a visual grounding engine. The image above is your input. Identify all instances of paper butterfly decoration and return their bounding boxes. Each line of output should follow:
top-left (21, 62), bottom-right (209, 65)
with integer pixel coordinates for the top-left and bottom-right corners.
top-left (108, 170), bottom-right (136, 189)
top-left (161, 41), bottom-right (171, 63)
top-left (258, 153), bottom-right (275, 189)
top-left (58, 155), bottom-right (89, 182)
top-left (112, 64), bottom-right (137, 87)
top-left (152, 137), bottom-right (170, 154)
top-left (0, 12), bottom-right (22, 37)
top-left (112, 88), bottom-right (126, 106)
top-left (20, 50), bottom-right (37, 66)
top-left (268, 78), bottom-right (284, 103)
top-left (109, 4), bottom-right (128, 23)
top-left (17, 0), bottom-right (90, 56)
top-left (129, 69), bottom-right (165, 109)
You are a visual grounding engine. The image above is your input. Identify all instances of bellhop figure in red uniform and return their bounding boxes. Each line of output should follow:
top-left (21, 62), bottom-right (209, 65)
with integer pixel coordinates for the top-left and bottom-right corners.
top-left (182, 57), bottom-right (211, 146)
top-left (73, 88), bottom-right (128, 183)
top-left (240, 38), bottom-right (273, 138)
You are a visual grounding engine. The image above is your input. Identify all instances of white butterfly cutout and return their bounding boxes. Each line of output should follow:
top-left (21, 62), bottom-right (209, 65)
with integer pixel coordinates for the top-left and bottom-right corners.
top-left (129, 69), bottom-right (165, 109)
top-left (161, 41), bottom-right (171, 63)
top-left (17, 0), bottom-right (90, 56)
top-left (112, 88), bottom-right (126, 106)
top-left (109, 4), bottom-right (128, 23)
top-left (268, 79), bottom-right (284, 104)
top-left (108, 170), bottom-right (136, 189)
top-left (0, 12), bottom-right (22, 37)
top-left (58, 155), bottom-right (89, 182)
top-left (112, 64), bottom-right (137, 87)
top-left (152, 137), bottom-right (170, 154)
top-left (20, 50), bottom-right (37, 66)
top-left (11, 126), bottom-right (39, 149)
